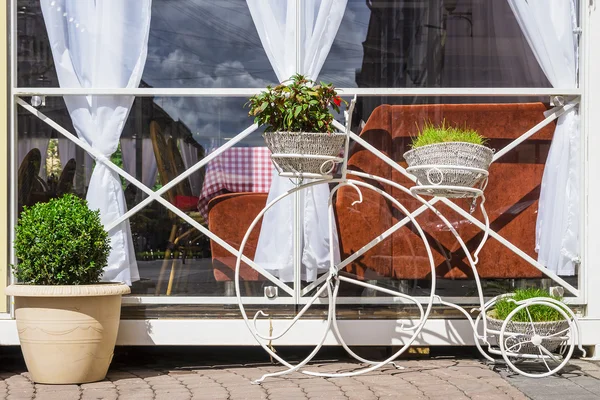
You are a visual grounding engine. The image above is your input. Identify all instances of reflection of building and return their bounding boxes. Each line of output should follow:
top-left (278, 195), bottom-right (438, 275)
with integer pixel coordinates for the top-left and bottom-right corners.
top-left (356, 1), bottom-right (451, 90)
top-left (354, 0), bottom-right (548, 124)
top-left (17, 0), bottom-right (55, 88)
top-left (355, 1), bottom-right (451, 122)
top-left (17, 0), bottom-right (72, 181)
top-left (16, 0), bottom-right (197, 193)
top-left (121, 80), bottom-right (199, 185)
top-left (125, 82), bottom-right (194, 140)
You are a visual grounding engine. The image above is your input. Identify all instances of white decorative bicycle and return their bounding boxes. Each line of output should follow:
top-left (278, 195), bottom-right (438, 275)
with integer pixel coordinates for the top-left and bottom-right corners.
top-left (235, 98), bottom-right (585, 383)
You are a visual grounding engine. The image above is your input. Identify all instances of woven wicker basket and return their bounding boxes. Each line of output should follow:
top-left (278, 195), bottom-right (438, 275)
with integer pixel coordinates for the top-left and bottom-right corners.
top-left (263, 131), bottom-right (346, 176)
top-left (404, 142), bottom-right (493, 188)
top-left (487, 313), bottom-right (569, 354)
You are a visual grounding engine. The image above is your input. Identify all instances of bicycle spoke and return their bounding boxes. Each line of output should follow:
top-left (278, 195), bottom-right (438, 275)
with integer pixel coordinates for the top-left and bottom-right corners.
top-left (538, 344), bottom-right (561, 364)
top-left (525, 307), bottom-right (537, 335)
top-left (538, 347), bottom-right (552, 372)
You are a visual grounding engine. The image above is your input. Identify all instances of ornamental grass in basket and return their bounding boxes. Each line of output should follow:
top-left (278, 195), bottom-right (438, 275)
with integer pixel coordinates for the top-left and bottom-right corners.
top-left (246, 74), bottom-right (348, 176)
top-left (487, 288), bottom-right (570, 354)
top-left (403, 121), bottom-right (493, 191)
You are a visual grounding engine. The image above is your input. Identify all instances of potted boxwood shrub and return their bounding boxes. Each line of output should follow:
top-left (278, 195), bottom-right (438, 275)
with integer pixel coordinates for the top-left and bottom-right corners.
top-left (487, 288), bottom-right (570, 354)
top-left (6, 194), bottom-right (129, 384)
top-left (403, 121), bottom-right (493, 190)
top-left (246, 74), bottom-right (347, 176)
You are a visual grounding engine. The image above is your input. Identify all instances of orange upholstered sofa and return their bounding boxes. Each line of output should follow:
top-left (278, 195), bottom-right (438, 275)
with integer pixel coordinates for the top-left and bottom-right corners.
top-left (207, 103), bottom-right (553, 282)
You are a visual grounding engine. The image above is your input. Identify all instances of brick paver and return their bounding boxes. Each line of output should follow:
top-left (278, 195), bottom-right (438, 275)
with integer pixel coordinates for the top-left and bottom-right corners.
top-left (0, 348), bottom-right (599, 399)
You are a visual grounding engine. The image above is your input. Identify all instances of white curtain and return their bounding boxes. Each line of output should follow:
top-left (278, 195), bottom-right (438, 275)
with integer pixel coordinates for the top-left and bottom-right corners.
top-left (41, 0), bottom-right (152, 285)
top-left (120, 138), bottom-right (158, 188)
top-left (507, 0), bottom-right (579, 275)
top-left (248, 0), bottom-right (347, 282)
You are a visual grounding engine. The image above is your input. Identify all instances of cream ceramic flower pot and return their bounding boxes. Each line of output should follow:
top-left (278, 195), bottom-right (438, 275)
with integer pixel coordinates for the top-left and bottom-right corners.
top-left (6, 283), bottom-right (130, 384)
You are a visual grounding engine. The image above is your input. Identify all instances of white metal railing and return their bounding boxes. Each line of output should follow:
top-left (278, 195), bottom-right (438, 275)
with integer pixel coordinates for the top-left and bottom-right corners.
top-left (15, 93), bottom-right (580, 304)
top-left (13, 92), bottom-right (582, 303)
top-left (15, 99), bottom-right (295, 297)
top-left (324, 105), bottom-right (581, 297)
top-left (13, 87), bottom-right (582, 97)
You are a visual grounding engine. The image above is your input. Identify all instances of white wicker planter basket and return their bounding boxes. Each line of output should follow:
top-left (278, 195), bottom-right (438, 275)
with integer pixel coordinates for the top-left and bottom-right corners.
top-left (263, 131), bottom-right (346, 177)
top-left (404, 142), bottom-right (493, 189)
top-left (487, 314), bottom-right (569, 354)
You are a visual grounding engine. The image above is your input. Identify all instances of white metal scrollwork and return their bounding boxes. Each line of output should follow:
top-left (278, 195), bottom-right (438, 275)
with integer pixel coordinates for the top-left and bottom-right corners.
top-left (234, 98), bottom-right (584, 383)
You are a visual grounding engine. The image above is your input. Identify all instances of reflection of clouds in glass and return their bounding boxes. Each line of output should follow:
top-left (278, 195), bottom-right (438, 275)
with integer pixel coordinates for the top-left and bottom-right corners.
top-left (144, 0), bottom-right (276, 88)
top-left (142, 1), bottom-right (277, 147)
top-left (140, 0), bottom-right (366, 146)
top-left (319, 0), bottom-right (370, 88)
top-left (152, 51), bottom-right (272, 89)
top-left (155, 94), bottom-right (264, 149)
top-left (319, 68), bottom-right (361, 89)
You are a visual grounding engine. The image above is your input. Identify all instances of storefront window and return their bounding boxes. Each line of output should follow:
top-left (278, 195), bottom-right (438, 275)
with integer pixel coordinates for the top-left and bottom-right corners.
top-left (13, 0), bottom-right (581, 307)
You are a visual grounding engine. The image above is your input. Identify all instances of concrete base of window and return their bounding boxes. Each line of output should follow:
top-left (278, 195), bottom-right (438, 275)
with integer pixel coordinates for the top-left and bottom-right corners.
top-left (0, 317), bottom-right (599, 347)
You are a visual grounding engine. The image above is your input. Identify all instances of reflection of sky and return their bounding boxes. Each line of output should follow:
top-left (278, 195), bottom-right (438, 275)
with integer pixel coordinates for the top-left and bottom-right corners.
top-left (145, 1), bottom-right (277, 87)
top-left (144, 0), bottom-right (276, 148)
top-left (142, 0), bottom-right (368, 148)
top-left (21, 0), bottom-right (549, 147)
top-left (319, 0), bottom-right (369, 87)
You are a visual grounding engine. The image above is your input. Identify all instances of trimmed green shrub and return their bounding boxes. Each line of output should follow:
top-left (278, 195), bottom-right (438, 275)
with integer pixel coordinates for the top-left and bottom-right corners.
top-left (493, 288), bottom-right (565, 322)
top-left (13, 194), bottom-right (110, 285)
top-left (411, 120), bottom-right (486, 148)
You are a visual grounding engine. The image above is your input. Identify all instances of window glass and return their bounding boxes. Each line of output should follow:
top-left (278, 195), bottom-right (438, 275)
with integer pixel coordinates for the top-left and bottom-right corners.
top-left (319, 0), bottom-right (551, 89)
top-left (16, 95), bottom-right (284, 297)
top-left (16, 94), bottom-right (578, 301)
top-left (16, 0), bottom-right (277, 88)
top-left (14, 0), bottom-right (577, 305)
top-left (144, 0), bottom-right (277, 88)
top-left (309, 97), bottom-right (577, 299)
top-left (18, 0), bottom-right (559, 90)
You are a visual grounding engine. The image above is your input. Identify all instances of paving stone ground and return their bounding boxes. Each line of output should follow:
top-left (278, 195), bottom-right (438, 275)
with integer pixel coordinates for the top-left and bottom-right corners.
top-left (0, 347), bottom-right (599, 399)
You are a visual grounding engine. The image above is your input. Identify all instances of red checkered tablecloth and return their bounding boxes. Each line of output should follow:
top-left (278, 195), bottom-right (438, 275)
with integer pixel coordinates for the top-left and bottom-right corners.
top-left (198, 147), bottom-right (273, 219)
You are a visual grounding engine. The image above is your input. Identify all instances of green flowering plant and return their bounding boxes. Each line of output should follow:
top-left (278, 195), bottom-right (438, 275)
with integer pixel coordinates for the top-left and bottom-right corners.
top-left (12, 194), bottom-right (111, 285)
top-left (246, 74), bottom-right (346, 133)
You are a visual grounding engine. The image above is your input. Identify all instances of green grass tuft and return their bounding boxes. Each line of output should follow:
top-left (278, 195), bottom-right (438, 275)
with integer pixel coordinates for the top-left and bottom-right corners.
top-left (410, 120), bottom-right (486, 149)
top-left (493, 288), bottom-right (565, 323)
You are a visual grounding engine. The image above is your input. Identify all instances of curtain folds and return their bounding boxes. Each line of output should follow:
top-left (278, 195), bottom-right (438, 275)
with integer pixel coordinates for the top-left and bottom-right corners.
top-left (506, 0), bottom-right (579, 275)
top-left (247, 0), bottom-right (348, 282)
top-left (41, 0), bottom-right (152, 285)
